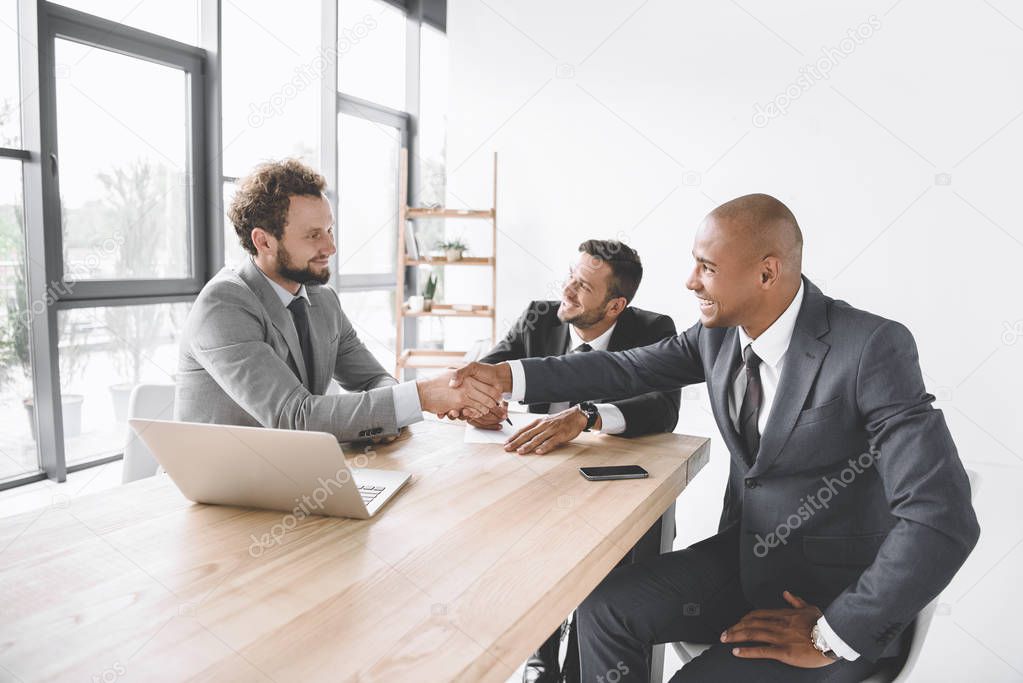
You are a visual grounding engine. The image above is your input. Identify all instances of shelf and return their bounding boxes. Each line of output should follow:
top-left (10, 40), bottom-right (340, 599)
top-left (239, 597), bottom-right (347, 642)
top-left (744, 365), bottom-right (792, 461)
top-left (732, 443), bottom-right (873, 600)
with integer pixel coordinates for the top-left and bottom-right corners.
top-left (406, 207), bottom-right (494, 220)
top-left (402, 304), bottom-right (494, 318)
top-left (397, 349), bottom-right (468, 369)
top-left (406, 256), bottom-right (495, 267)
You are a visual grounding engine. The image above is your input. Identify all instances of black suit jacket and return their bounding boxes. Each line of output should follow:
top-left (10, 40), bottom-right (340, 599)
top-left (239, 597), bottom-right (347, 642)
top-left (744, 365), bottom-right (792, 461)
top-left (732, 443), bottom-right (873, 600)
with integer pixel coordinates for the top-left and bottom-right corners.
top-left (480, 300), bottom-right (680, 437)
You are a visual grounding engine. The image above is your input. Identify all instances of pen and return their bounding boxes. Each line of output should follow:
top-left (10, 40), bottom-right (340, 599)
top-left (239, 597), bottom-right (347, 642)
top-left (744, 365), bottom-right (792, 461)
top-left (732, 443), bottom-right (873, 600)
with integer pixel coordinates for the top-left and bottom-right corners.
top-left (505, 417), bottom-right (513, 426)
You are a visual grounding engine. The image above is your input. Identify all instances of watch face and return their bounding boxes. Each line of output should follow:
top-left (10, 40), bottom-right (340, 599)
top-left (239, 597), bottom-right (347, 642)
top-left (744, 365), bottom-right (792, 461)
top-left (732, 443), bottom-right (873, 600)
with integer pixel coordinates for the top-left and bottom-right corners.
top-left (812, 625), bottom-right (827, 651)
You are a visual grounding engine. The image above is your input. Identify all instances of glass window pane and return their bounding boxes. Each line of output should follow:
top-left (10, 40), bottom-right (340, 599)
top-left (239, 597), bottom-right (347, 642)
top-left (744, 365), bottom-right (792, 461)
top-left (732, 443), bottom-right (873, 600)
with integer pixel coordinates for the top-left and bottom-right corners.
top-left (418, 24), bottom-right (448, 207)
top-left (54, 39), bottom-right (191, 281)
top-left (337, 113), bottom-right (399, 275)
top-left (221, 0), bottom-right (320, 178)
top-left (337, 289), bottom-right (395, 373)
top-left (0, 161), bottom-right (39, 480)
top-left (222, 181), bottom-right (249, 270)
top-left (57, 302), bottom-right (189, 466)
top-left (0, 1), bottom-right (21, 149)
top-left (338, 0), bottom-right (406, 111)
top-left (51, 0), bottom-right (200, 46)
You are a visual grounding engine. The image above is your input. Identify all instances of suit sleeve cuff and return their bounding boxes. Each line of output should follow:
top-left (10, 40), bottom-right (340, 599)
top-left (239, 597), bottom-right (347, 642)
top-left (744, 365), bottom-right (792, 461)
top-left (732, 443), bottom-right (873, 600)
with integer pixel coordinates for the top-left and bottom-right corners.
top-left (507, 360), bottom-right (526, 402)
top-left (817, 616), bottom-right (860, 661)
top-left (392, 382), bottom-right (425, 428)
top-left (594, 403), bottom-right (626, 435)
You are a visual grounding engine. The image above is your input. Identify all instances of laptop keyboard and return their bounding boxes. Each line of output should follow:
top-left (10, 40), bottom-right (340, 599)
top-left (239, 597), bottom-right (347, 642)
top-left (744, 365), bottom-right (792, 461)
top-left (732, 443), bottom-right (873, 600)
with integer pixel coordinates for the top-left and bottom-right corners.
top-left (358, 484), bottom-right (386, 505)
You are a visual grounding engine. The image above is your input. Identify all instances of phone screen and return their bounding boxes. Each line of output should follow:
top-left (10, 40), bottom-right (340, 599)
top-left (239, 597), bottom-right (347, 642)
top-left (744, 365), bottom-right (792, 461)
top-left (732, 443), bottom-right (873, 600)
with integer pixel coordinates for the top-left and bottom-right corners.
top-left (579, 465), bottom-right (649, 480)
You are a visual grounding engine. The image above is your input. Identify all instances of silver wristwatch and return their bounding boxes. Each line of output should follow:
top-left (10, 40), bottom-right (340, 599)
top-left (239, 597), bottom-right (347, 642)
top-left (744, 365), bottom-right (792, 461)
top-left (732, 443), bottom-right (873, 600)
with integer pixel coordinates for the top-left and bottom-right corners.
top-left (811, 623), bottom-right (841, 661)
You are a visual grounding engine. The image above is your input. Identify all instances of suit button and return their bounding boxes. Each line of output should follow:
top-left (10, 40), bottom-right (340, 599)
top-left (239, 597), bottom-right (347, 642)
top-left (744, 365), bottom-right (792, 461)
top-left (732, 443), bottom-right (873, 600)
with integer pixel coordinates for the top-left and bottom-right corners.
top-left (745, 478), bottom-right (758, 489)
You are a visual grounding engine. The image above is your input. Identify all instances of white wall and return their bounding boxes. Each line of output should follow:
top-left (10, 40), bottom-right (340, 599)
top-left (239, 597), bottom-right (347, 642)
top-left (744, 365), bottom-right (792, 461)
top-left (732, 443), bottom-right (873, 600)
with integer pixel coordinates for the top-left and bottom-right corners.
top-left (446, 1), bottom-right (1023, 680)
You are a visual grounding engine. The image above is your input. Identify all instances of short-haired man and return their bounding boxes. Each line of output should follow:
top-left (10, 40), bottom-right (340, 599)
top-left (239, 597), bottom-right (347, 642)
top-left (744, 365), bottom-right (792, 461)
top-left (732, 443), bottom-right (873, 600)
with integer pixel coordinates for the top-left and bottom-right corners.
top-left (175, 159), bottom-right (500, 441)
top-left (475, 240), bottom-right (680, 683)
top-left (452, 194), bottom-right (979, 681)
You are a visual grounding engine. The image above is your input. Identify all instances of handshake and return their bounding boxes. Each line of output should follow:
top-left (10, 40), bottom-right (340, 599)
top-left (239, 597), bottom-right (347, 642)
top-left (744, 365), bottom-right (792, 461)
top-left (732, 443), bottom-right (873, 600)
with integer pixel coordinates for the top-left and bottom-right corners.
top-left (415, 362), bottom-right (597, 455)
top-left (414, 362), bottom-right (512, 420)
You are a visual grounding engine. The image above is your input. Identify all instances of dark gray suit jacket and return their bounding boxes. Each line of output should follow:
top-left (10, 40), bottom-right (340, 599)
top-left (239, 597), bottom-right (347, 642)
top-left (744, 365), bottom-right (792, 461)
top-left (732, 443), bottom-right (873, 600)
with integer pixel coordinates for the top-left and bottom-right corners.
top-left (175, 259), bottom-right (400, 442)
top-left (480, 301), bottom-right (680, 436)
top-left (516, 277), bottom-right (979, 661)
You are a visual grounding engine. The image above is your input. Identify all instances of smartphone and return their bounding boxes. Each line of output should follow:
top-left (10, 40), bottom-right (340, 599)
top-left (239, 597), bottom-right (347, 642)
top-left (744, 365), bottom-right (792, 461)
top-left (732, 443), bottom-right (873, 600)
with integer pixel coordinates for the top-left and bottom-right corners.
top-left (579, 465), bottom-right (649, 481)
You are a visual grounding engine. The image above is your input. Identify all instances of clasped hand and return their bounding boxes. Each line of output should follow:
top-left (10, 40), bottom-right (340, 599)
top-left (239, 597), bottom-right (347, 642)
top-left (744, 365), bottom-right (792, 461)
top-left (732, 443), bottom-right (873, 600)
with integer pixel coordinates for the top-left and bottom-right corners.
top-left (433, 362), bottom-right (588, 454)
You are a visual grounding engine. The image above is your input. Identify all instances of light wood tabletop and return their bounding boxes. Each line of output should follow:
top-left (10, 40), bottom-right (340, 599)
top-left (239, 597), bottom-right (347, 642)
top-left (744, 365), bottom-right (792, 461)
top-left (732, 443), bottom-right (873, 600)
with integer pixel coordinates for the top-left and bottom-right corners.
top-left (0, 418), bottom-right (709, 682)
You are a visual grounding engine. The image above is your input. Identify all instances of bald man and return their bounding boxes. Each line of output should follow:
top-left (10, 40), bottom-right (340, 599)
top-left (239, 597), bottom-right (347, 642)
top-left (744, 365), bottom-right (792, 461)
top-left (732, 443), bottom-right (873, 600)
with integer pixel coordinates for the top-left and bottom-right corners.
top-left (450, 194), bottom-right (979, 681)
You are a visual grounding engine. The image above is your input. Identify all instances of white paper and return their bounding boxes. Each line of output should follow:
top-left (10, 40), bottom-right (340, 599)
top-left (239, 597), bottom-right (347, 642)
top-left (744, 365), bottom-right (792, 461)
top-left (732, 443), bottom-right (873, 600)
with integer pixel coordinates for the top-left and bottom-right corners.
top-left (463, 412), bottom-right (534, 444)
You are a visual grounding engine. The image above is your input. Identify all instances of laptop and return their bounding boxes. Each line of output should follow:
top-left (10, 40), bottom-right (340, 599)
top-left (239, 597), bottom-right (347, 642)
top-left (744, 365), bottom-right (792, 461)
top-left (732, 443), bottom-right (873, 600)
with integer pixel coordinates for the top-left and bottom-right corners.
top-left (128, 418), bottom-right (412, 519)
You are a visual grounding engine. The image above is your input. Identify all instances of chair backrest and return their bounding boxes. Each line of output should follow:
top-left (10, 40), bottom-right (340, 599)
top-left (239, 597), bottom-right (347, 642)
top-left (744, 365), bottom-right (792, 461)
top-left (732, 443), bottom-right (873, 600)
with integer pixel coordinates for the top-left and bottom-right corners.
top-left (121, 384), bottom-right (177, 483)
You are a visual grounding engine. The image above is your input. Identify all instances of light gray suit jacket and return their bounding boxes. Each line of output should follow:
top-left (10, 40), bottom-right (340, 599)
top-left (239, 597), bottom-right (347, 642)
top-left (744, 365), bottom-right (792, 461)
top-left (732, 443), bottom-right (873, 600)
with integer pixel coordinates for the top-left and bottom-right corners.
top-left (174, 258), bottom-right (400, 442)
top-left (516, 277), bottom-right (980, 661)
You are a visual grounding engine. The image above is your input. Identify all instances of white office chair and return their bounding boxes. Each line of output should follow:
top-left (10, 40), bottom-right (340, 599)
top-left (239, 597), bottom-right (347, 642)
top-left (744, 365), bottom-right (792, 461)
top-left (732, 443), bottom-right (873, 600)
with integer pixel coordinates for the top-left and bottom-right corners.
top-left (121, 384), bottom-right (176, 483)
top-left (671, 468), bottom-right (980, 682)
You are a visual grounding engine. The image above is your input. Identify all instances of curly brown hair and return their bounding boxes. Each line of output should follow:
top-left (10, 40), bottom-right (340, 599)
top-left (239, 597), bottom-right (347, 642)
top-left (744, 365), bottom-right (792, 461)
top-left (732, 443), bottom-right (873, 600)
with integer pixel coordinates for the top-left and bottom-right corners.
top-left (228, 159), bottom-right (326, 255)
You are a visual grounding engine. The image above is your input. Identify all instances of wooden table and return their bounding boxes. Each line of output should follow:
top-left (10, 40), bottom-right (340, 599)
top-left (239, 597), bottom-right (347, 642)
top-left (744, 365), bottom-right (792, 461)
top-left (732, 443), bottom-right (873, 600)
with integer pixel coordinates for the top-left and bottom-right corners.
top-left (0, 419), bottom-right (709, 682)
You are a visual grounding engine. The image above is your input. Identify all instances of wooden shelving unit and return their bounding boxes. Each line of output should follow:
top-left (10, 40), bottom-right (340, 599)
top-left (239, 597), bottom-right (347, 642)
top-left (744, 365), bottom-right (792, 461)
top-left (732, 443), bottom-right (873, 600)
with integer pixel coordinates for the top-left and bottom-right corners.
top-left (395, 149), bottom-right (497, 378)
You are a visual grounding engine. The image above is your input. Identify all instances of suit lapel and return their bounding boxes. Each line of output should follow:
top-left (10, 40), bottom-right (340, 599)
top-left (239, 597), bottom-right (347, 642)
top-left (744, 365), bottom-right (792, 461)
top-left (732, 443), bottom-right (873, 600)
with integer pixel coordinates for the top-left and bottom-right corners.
top-left (709, 327), bottom-right (749, 470)
top-left (238, 259), bottom-right (310, 387)
top-left (548, 319), bottom-right (570, 355)
top-left (749, 278), bottom-right (831, 476)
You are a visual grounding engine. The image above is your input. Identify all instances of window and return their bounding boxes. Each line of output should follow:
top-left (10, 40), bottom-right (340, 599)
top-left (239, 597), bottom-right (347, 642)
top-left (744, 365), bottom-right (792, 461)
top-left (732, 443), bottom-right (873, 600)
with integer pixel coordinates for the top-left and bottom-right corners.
top-left (418, 23), bottom-right (448, 207)
top-left (50, 0), bottom-right (200, 46)
top-left (338, 0), bottom-right (406, 111)
top-left (337, 289), bottom-right (396, 372)
top-left (221, 0), bottom-right (320, 179)
top-left (57, 302), bottom-right (188, 466)
top-left (2, 0), bottom-right (446, 489)
top-left (222, 181), bottom-right (247, 269)
top-left (0, 161), bottom-right (38, 480)
top-left (0, 1), bottom-right (22, 149)
top-left (337, 113), bottom-right (401, 276)
top-left (0, 2), bottom-right (209, 483)
top-left (54, 39), bottom-right (192, 281)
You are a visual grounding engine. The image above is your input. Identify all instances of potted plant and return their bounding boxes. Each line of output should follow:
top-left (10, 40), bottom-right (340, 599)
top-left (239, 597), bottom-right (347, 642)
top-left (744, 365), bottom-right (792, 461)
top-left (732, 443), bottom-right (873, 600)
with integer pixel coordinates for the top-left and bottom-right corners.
top-left (422, 273), bottom-right (438, 311)
top-left (437, 239), bottom-right (468, 262)
top-left (2, 258), bottom-right (86, 441)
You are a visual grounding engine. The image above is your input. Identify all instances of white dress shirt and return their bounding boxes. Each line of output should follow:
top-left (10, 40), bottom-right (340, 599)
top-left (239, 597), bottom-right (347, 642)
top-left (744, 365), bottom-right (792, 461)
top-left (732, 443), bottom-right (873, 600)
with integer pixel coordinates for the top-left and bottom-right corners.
top-left (508, 281), bottom-right (859, 660)
top-left (254, 260), bottom-right (423, 428)
top-left (509, 321), bottom-right (627, 434)
top-left (726, 281), bottom-right (858, 660)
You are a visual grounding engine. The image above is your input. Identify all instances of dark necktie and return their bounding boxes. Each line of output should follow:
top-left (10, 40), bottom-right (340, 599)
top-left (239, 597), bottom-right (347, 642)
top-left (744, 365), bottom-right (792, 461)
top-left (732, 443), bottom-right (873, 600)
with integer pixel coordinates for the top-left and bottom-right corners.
top-left (569, 343), bottom-right (592, 407)
top-left (738, 344), bottom-right (763, 466)
top-left (287, 296), bottom-right (315, 387)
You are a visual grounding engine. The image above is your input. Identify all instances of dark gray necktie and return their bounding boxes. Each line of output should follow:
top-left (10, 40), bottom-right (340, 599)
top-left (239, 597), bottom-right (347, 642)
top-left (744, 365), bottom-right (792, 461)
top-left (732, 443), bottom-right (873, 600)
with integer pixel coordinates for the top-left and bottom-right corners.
top-left (738, 344), bottom-right (763, 466)
top-left (569, 343), bottom-right (592, 407)
top-left (287, 296), bottom-right (315, 387)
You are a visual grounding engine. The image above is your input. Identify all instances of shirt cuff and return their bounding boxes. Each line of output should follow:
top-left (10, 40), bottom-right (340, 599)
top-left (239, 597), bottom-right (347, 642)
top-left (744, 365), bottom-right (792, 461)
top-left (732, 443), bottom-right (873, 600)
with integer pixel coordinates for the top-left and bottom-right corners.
top-left (817, 616), bottom-right (859, 661)
top-left (506, 360), bottom-right (527, 402)
top-left (391, 382), bottom-right (425, 429)
top-left (594, 403), bottom-right (626, 435)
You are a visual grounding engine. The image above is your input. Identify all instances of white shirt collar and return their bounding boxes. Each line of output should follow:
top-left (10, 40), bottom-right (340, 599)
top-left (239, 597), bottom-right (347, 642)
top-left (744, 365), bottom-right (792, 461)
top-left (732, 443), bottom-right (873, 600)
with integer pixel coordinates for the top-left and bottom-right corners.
top-left (252, 258), bottom-right (310, 307)
top-left (736, 280), bottom-right (805, 368)
top-left (569, 320), bottom-right (618, 352)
